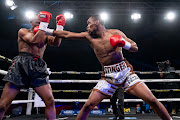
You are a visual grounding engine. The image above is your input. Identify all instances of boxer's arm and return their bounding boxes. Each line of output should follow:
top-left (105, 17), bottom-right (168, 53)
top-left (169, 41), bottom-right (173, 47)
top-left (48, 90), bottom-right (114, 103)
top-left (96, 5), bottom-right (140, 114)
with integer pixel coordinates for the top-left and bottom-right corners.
top-left (46, 36), bottom-right (62, 47)
top-left (18, 28), bottom-right (46, 45)
top-left (114, 30), bottom-right (138, 52)
top-left (53, 30), bottom-right (87, 40)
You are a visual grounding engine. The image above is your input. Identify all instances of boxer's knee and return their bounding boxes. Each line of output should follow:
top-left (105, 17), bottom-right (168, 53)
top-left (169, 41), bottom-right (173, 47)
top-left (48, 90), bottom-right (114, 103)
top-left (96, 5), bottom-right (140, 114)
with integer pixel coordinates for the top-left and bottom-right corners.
top-left (44, 97), bottom-right (55, 108)
top-left (83, 101), bottom-right (96, 112)
top-left (146, 96), bottom-right (158, 106)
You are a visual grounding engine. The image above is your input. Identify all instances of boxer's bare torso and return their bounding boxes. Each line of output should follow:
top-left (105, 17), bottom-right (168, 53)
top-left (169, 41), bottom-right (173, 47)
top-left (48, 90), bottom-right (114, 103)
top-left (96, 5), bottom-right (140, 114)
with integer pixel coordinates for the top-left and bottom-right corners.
top-left (84, 29), bottom-right (124, 66)
top-left (18, 28), bottom-right (47, 58)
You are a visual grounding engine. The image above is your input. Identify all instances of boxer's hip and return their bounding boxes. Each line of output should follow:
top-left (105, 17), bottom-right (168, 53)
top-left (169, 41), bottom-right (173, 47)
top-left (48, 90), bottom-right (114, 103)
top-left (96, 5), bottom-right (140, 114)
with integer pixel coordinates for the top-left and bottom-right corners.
top-left (101, 60), bottom-right (133, 85)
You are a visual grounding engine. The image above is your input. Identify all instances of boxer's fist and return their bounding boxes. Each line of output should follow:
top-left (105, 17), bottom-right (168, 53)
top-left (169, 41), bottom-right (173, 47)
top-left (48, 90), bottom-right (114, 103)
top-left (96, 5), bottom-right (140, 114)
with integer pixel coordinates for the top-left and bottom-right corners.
top-left (33, 26), bottom-right (39, 34)
top-left (110, 35), bottom-right (125, 47)
top-left (38, 11), bottom-right (52, 31)
top-left (38, 11), bottom-right (52, 23)
top-left (110, 35), bottom-right (131, 50)
top-left (56, 14), bottom-right (66, 26)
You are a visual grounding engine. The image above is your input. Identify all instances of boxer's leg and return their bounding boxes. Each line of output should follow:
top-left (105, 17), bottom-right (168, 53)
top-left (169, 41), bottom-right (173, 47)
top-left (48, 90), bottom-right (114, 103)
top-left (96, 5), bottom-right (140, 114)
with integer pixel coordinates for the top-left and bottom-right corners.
top-left (128, 83), bottom-right (172, 120)
top-left (76, 90), bottom-right (108, 120)
top-left (34, 84), bottom-right (55, 120)
top-left (0, 82), bottom-right (20, 120)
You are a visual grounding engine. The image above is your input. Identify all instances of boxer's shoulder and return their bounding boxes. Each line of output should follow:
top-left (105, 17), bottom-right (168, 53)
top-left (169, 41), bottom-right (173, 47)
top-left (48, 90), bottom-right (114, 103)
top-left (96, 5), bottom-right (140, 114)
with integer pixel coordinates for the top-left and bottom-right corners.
top-left (18, 28), bottom-right (30, 34)
top-left (18, 28), bottom-right (31, 38)
top-left (107, 29), bottom-right (122, 35)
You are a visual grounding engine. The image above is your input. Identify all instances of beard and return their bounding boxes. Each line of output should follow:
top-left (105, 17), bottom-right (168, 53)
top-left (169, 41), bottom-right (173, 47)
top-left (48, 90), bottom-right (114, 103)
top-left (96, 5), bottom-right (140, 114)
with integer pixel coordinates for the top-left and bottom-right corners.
top-left (89, 30), bottom-right (99, 38)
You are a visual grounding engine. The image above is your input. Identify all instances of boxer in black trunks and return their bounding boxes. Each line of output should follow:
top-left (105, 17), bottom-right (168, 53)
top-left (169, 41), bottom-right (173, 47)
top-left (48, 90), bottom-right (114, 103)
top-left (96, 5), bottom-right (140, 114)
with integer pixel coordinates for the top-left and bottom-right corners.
top-left (0, 11), bottom-right (65, 120)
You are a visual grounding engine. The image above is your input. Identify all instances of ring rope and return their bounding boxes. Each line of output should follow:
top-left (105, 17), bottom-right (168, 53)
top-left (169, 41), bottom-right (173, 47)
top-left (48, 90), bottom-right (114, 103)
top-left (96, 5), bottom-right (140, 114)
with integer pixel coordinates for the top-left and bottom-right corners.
top-left (11, 98), bottom-right (180, 105)
top-left (0, 55), bottom-right (12, 63)
top-left (0, 69), bottom-right (179, 82)
top-left (0, 60), bottom-right (179, 75)
top-left (0, 69), bottom-right (8, 75)
top-left (51, 71), bottom-right (180, 75)
top-left (1, 88), bottom-right (179, 93)
top-left (48, 79), bottom-right (180, 83)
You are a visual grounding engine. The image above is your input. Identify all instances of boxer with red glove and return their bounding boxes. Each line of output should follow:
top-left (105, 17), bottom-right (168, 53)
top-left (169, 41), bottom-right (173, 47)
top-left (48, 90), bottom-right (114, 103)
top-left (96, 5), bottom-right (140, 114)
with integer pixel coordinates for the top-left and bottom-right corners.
top-left (0, 11), bottom-right (60, 120)
top-left (56, 14), bottom-right (66, 31)
top-left (110, 35), bottom-right (131, 50)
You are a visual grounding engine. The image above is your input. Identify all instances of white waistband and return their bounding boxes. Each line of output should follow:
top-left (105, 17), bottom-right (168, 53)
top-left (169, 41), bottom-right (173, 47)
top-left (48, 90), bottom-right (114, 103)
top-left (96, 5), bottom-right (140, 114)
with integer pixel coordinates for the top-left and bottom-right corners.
top-left (104, 61), bottom-right (127, 74)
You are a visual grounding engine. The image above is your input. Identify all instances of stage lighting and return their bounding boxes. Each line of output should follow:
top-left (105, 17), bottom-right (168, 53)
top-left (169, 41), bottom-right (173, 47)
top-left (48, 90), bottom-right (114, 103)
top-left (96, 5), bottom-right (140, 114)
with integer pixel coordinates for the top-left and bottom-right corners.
top-left (131, 13), bottom-right (141, 20)
top-left (100, 12), bottom-right (108, 21)
top-left (6, 0), bottom-right (14, 7)
top-left (25, 11), bottom-right (35, 19)
top-left (64, 12), bottom-right (73, 19)
top-left (10, 5), bottom-right (18, 10)
top-left (165, 11), bottom-right (176, 21)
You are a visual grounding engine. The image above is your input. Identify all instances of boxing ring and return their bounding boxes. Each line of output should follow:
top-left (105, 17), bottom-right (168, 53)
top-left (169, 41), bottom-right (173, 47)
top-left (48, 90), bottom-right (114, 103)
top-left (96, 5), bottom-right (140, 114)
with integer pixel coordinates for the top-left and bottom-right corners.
top-left (0, 55), bottom-right (180, 120)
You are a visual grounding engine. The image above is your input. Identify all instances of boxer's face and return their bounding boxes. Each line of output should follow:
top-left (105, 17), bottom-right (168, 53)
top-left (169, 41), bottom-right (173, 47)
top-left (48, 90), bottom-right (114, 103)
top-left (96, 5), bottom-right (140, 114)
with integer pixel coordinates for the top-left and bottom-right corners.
top-left (87, 17), bottom-right (98, 34)
top-left (30, 16), bottom-right (40, 28)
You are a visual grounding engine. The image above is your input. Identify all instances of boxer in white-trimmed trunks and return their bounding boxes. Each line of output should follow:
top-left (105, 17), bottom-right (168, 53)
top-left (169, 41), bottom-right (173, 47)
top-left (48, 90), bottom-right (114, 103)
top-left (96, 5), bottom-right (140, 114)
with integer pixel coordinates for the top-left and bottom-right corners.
top-left (51, 15), bottom-right (172, 120)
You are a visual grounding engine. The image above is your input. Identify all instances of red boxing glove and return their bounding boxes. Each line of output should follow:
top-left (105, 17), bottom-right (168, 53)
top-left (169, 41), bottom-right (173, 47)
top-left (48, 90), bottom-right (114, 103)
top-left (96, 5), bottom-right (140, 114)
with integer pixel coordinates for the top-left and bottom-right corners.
top-left (33, 26), bottom-right (39, 34)
top-left (110, 35), bottom-right (131, 50)
top-left (38, 11), bottom-right (52, 23)
top-left (56, 14), bottom-right (66, 26)
top-left (38, 11), bottom-right (52, 31)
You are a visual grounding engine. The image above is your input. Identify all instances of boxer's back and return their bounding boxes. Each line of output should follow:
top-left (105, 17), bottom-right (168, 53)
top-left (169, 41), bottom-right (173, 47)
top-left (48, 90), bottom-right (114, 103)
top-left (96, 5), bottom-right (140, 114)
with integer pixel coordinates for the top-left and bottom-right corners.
top-left (18, 28), bottom-right (47, 58)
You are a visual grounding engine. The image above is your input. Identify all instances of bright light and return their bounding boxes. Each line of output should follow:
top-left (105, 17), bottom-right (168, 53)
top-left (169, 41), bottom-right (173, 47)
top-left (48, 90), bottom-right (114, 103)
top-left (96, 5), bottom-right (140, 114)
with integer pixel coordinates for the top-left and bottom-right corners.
top-left (25, 11), bottom-right (35, 19)
top-left (6, 0), bottom-right (14, 6)
top-left (10, 5), bottom-right (18, 10)
top-left (131, 13), bottom-right (141, 20)
top-left (165, 11), bottom-right (176, 21)
top-left (64, 12), bottom-right (73, 19)
top-left (100, 12), bottom-right (108, 21)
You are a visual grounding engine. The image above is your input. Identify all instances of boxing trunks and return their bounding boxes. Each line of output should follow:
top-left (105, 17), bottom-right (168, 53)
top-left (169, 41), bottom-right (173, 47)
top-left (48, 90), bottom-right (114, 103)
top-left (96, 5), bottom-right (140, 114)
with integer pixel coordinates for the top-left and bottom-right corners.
top-left (3, 52), bottom-right (49, 88)
top-left (93, 59), bottom-right (143, 96)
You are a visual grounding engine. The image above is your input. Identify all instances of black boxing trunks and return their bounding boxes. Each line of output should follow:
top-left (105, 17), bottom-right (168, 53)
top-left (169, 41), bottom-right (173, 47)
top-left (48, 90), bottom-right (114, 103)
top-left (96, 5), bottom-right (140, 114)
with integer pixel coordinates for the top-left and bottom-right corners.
top-left (3, 52), bottom-right (49, 88)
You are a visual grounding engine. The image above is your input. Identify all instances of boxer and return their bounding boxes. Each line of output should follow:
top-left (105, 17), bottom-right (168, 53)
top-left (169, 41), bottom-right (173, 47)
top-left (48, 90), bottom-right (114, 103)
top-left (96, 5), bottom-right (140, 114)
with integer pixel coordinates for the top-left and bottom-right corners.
top-left (51, 15), bottom-right (172, 120)
top-left (0, 11), bottom-right (65, 120)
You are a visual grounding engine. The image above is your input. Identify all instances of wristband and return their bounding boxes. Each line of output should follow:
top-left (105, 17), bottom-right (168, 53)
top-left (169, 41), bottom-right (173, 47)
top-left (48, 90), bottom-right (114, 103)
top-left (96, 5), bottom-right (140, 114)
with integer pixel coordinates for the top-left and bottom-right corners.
top-left (45, 28), bottom-right (54, 36)
top-left (123, 41), bottom-right (131, 50)
top-left (56, 25), bottom-right (64, 31)
top-left (39, 22), bottom-right (49, 31)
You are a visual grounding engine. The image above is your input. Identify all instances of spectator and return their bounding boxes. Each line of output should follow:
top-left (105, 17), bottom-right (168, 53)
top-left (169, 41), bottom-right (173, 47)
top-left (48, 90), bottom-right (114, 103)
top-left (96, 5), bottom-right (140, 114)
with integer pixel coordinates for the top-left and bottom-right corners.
top-left (158, 60), bottom-right (179, 114)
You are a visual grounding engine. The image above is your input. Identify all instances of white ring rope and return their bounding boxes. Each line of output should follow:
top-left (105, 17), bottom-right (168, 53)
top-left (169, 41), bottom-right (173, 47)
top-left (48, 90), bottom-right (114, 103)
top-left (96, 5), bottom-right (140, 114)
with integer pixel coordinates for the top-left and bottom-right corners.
top-left (12, 100), bottom-right (35, 104)
top-left (0, 69), bottom-right (8, 75)
top-left (11, 98), bottom-right (180, 105)
top-left (0, 69), bottom-right (179, 83)
top-left (48, 79), bottom-right (180, 83)
top-left (14, 89), bottom-right (179, 93)
top-left (0, 68), bottom-right (180, 75)
top-left (51, 71), bottom-right (180, 75)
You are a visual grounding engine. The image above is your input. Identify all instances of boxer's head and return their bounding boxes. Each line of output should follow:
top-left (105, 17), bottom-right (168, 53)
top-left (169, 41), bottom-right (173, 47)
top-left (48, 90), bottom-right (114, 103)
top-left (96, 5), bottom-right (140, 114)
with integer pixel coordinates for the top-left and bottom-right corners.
top-left (87, 15), bottom-right (104, 35)
top-left (30, 15), bottom-right (40, 29)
